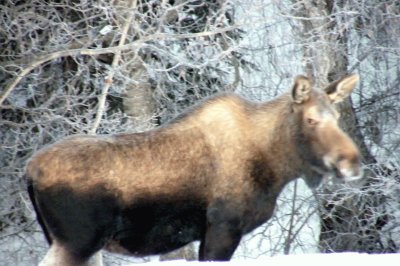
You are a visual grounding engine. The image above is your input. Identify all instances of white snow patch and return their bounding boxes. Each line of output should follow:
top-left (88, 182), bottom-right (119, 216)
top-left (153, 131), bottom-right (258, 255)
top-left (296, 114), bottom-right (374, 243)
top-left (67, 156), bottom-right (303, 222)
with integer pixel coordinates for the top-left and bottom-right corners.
top-left (129, 253), bottom-right (400, 266)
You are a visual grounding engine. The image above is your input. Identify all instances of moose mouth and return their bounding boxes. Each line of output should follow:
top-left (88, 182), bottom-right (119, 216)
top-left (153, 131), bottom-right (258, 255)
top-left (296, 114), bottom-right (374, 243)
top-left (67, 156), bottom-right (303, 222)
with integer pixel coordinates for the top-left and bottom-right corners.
top-left (321, 155), bottom-right (364, 184)
top-left (331, 164), bottom-right (364, 183)
top-left (306, 163), bottom-right (363, 188)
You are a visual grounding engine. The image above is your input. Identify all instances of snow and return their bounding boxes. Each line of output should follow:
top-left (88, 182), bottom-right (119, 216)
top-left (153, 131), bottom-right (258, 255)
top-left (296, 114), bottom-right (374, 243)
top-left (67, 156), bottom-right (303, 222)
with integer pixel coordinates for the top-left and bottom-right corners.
top-left (131, 253), bottom-right (400, 266)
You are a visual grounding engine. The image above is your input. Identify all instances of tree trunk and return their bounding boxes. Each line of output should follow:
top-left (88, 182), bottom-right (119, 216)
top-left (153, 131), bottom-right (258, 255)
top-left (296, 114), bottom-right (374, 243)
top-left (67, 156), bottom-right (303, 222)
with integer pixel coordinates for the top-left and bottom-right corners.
top-left (159, 243), bottom-right (198, 261)
top-left (123, 62), bottom-right (157, 132)
top-left (115, 0), bottom-right (157, 132)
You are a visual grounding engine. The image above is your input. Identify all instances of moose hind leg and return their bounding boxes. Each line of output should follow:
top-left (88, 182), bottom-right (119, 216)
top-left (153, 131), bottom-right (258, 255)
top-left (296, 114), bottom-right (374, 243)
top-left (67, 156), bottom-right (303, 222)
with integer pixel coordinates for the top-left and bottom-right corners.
top-left (39, 240), bottom-right (102, 266)
top-left (37, 185), bottom-right (117, 265)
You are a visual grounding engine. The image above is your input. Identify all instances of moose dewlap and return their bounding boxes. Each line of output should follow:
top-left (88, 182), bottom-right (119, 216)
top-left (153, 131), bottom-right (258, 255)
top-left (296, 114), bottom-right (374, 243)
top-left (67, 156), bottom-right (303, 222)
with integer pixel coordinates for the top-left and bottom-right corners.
top-left (27, 74), bottom-right (362, 266)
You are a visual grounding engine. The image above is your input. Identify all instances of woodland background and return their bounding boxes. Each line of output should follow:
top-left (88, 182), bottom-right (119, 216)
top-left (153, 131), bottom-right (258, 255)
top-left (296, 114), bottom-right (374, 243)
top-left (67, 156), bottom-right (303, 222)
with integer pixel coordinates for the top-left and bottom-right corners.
top-left (0, 0), bottom-right (399, 265)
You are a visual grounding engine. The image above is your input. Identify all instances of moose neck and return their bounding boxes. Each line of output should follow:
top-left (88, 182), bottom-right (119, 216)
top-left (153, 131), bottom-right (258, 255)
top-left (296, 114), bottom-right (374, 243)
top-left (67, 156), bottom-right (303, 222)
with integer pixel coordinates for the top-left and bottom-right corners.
top-left (251, 94), bottom-right (304, 185)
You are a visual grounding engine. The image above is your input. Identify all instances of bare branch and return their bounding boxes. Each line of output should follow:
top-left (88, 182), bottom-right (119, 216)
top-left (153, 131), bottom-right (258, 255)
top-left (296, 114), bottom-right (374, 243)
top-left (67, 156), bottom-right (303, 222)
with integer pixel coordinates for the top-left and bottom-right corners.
top-left (0, 25), bottom-right (240, 107)
top-left (89, 0), bottom-right (137, 135)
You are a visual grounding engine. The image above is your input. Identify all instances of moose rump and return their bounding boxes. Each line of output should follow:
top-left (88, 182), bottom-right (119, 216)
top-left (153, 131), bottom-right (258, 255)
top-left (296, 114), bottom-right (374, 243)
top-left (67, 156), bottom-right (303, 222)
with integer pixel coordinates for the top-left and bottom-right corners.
top-left (27, 74), bottom-right (363, 266)
top-left (28, 130), bottom-right (216, 265)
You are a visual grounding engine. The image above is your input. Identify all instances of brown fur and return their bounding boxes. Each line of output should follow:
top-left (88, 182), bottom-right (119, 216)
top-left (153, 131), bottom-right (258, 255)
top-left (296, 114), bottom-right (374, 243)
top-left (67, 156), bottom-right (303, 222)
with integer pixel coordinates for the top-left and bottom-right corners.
top-left (28, 94), bottom-right (297, 203)
top-left (27, 74), bottom-right (362, 264)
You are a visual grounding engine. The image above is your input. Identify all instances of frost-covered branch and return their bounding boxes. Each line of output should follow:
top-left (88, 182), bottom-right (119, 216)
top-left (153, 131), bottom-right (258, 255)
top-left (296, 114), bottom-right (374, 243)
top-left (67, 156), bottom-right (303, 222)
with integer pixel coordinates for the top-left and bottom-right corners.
top-left (1, 24), bottom-right (240, 107)
top-left (89, 0), bottom-right (137, 135)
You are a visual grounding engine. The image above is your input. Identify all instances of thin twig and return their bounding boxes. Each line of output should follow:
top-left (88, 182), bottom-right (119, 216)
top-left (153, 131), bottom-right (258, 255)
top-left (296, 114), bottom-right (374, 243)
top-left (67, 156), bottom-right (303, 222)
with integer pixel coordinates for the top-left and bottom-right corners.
top-left (89, 0), bottom-right (137, 134)
top-left (0, 25), bottom-right (239, 107)
top-left (284, 180), bottom-right (298, 255)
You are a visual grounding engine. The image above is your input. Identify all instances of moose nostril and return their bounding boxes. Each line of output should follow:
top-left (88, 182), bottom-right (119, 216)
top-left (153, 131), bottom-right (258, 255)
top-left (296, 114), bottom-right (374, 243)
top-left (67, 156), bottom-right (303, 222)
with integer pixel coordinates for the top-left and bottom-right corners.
top-left (332, 165), bottom-right (343, 179)
top-left (336, 158), bottom-right (363, 181)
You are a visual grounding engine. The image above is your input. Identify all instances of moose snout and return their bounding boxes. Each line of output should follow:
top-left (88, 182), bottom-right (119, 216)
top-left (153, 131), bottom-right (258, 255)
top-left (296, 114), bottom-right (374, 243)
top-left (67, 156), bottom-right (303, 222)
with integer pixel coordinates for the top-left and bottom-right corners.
top-left (321, 128), bottom-right (364, 183)
top-left (323, 151), bottom-right (363, 183)
top-left (334, 157), bottom-right (363, 182)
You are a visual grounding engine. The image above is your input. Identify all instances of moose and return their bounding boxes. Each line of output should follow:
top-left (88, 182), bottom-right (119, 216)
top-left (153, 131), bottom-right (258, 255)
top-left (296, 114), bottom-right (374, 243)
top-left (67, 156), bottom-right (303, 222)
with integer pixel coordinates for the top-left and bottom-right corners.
top-left (26, 74), bottom-right (363, 265)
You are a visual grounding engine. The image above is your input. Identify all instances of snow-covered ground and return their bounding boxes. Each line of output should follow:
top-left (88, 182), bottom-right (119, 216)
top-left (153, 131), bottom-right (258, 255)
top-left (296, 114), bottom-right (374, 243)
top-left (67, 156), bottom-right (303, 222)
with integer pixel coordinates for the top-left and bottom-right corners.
top-left (132, 253), bottom-right (400, 266)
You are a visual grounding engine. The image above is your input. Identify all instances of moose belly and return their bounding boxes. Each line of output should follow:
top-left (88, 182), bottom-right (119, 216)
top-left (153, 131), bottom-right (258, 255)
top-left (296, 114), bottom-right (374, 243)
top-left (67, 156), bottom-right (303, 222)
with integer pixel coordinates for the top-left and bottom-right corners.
top-left (108, 198), bottom-right (207, 256)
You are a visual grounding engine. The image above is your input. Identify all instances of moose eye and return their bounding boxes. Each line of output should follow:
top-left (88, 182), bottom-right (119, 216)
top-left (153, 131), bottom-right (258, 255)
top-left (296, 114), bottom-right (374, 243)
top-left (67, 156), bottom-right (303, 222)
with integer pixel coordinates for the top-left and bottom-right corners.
top-left (307, 118), bottom-right (319, 126)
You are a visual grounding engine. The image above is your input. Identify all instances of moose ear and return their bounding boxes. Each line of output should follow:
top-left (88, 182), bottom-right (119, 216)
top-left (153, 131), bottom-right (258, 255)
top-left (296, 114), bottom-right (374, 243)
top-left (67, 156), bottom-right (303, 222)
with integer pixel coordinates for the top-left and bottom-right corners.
top-left (292, 75), bottom-right (312, 104)
top-left (325, 74), bottom-right (359, 104)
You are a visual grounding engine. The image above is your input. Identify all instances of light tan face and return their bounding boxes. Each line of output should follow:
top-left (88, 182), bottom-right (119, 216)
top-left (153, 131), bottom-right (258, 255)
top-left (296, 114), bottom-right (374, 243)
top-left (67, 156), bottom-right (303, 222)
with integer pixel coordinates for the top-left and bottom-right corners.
top-left (291, 74), bottom-right (363, 185)
top-left (301, 91), bottom-right (362, 182)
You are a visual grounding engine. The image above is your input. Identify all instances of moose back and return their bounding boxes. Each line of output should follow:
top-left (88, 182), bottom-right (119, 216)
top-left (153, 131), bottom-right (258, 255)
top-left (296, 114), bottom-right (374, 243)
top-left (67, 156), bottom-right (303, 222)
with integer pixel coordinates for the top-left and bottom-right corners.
top-left (27, 74), bottom-right (363, 266)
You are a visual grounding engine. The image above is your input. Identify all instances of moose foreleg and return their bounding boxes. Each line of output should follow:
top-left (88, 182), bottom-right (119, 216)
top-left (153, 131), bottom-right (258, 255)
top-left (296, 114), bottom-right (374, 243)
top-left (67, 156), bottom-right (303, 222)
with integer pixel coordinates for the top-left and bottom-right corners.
top-left (199, 221), bottom-right (242, 261)
top-left (200, 203), bottom-right (243, 261)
